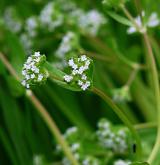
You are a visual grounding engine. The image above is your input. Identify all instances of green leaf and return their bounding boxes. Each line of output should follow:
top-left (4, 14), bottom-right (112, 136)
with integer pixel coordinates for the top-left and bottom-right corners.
top-left (107, 11), bottom-right (132, 26)
top-left (5, 30), bottom-right (26, 77)
top-left (6, 75), bottom-right (25, 97)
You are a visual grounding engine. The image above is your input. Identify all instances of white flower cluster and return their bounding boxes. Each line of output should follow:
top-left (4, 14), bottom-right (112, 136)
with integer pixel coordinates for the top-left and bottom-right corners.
top-left (3, 7), bottom-right (22, 34)
top-left (78, 10), bottom-right (106, 36)
top-left (39, 2), bottom-right (64, 31)
top-left (64, 55), bottom-right (92, 91)
top-left (113, 159), bottom-right (131, 165)
top-left (56, 32), bottom-right (77, 59)
top-left (127, 12), bottom-right (160, 34)
top-left (55, 0), bottom-right (106, 36)
top-left (96, 119), bottom-right (129, 153)
top-left (54, 31), bottom-right (80, 69)
top-left (21, 52), bottom-right (48, 88)
top-left (25, 16), bottom-right (38, 37)
top-left (82, 156), bottom-right (100, 165)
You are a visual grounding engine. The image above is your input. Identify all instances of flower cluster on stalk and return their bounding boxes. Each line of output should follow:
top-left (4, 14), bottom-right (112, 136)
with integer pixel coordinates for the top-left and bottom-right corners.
top-left (21, 52), bottom-right (48, 89)
top-left (96, 119), bottom-right (130, 154)
top-left (63, 55), bottom-right (92, 91)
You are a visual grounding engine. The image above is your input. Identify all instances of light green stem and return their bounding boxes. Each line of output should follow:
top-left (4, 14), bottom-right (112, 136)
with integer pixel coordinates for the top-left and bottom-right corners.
top-left (121, 5), bottom-right (160, 164)
top-left (143, 33), bottom-right (160, 164)
top-left (135, 122), bottom-right (157, 130)
top-left (92, 87), bottom-right (142, 160)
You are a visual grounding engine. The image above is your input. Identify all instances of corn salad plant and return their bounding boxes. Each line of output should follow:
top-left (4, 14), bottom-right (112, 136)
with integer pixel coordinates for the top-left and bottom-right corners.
top-left (0, 0), bottom-right (160, 165)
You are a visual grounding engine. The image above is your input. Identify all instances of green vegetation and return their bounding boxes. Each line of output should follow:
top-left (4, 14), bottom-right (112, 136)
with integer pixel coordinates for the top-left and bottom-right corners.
top-left (0, 0), bottom-right (160, 164)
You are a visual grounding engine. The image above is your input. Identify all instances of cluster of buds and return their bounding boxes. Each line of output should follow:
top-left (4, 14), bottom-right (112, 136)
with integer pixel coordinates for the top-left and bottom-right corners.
top-left (63, 55), bottom-right (93, 91)
top-left (21, 52), bottom-right (48, 89)
top-left (96, 119), bottom-right (130, 154)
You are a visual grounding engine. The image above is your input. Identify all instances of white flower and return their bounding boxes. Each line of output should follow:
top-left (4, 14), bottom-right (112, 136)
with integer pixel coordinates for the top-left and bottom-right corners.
top-left (80, 55), bottom-right (87, 61)
top-left (64, 75), bottom-right (73, 82)
top-left (127, 12), bottom-right (159, 34)
top-left (147, 12), bottom-right (160, 27)
top-left (65, 127), bottom-right (78, 136)
top-left (31, 74), bottom-right (35, 79)
top-left (38, 74), bottom-right (43, 81)
top-left (78, 80), bottom-right (83, 86)
top-left (81, 81), bottom-right (90, 90)
top-left (34, 51), bottom-right (40, 57)
top-left (21, 80), bottom-right (26, 86)
top-left (114, 160), bottom-right (131, 165)
top-left (81, 74), bottom-right (87, 80)
top-left (68, 59), bottom-right (75, 67)
top-left (71, 143), bottom-right (80, 152)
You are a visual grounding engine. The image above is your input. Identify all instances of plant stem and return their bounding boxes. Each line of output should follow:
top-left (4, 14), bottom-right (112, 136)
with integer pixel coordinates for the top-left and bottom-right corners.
top-left (121, 5), bottom-right (160, 164)
top-left (125, 66), bottom-right (139, 87)
top-left (120, 5), bottom-right (141, 32)
top-left (0, 52), bottom-right (79, 165)
top-left (26, 90), bottom-right (79, 165)
top-left (92, 87), bottom-right (142, 159)
top-left (143, 33), bottom-right (160, 164)
top-left (135, 122), bottom-right (157, 130)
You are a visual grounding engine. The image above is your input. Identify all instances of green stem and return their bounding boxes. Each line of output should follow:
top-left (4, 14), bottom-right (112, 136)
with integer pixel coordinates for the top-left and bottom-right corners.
top-left (92, 87), bottom-right (142, 160)
top-left (0, 52), bottom-right (79, 165)
top-left (135, 122), bottom-right (157, 130)
top-left (121, 5), bottom-right (160, 163)
top-left (26, 91), bottom-right (79, 165)
top-left (120, 5), bottom-right (142, 32)
top-left (143, 33), bottom-right (160, 164)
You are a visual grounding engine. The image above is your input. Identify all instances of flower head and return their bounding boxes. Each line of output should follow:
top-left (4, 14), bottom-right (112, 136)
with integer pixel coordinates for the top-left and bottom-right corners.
top-left (21, 52), bottom-right (48, 88)
top-left (63, 55), bottom-right (93, 91)
top-left (78, 10), bottom-right (106, 36)
top-left (96, 118), bottom-right (131, 154)
top-left (39, 2), bottom-right (64, 31)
